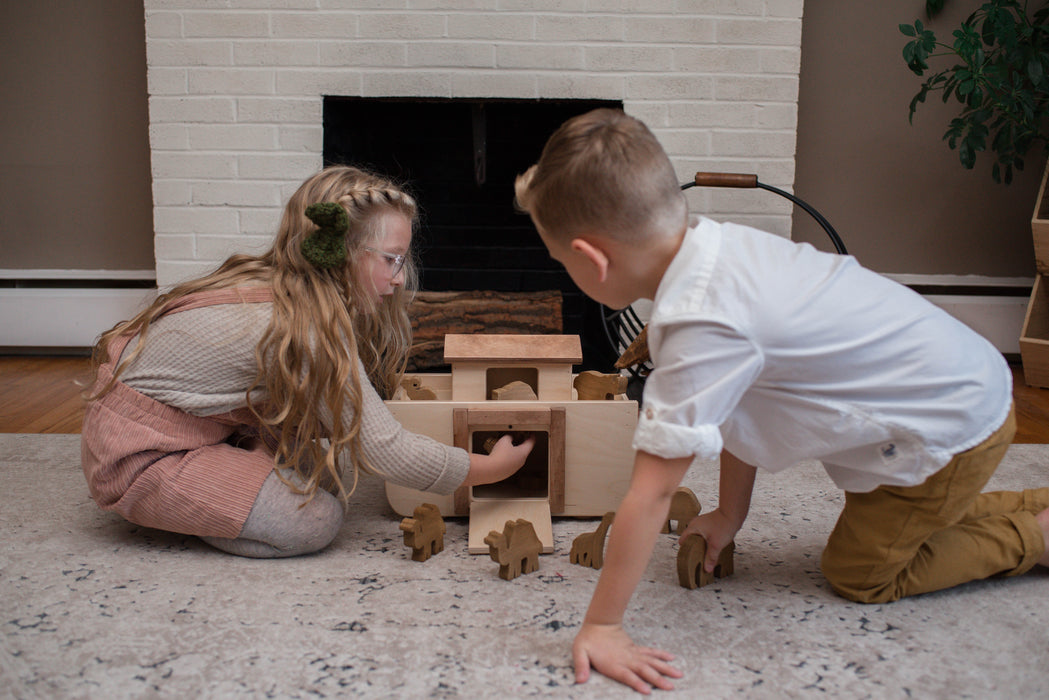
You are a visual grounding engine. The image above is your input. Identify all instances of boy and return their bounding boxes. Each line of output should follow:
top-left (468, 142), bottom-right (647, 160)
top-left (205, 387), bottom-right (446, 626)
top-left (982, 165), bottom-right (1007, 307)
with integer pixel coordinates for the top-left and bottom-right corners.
top-left (514, 108), bottom-right (1049, 695)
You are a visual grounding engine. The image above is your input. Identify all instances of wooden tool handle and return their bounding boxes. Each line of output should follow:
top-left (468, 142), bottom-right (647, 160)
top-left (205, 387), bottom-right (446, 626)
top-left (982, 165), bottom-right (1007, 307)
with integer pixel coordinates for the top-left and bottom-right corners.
top-left (692, 172), bottom-right (758, 188)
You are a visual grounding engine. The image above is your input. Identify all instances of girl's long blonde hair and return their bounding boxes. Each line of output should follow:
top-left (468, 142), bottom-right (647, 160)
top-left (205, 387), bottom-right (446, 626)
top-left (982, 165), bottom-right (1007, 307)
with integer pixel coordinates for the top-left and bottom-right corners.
top-left (86, 165), bottom-right (419, 502)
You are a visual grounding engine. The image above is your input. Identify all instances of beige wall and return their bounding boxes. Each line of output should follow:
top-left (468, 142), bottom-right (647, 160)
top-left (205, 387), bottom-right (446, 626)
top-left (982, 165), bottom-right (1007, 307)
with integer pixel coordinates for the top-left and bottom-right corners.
top-left (0, 1), bottom-right (153, 272)
top-left (794, 0), bottom-right (1046, 277)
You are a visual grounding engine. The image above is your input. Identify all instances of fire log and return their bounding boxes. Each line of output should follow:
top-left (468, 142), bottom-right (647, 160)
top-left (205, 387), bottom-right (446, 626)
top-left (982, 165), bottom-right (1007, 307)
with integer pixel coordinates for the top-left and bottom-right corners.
top-left (407, 290), bottom-right (563, 371)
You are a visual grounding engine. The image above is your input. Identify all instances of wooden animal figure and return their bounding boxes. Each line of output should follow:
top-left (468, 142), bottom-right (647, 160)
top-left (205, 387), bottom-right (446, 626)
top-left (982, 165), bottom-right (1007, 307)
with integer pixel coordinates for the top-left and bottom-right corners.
top-left (573, 370), bottom-right (628, 400)
top-left (614, 325), bottom-right (649, 370)
top-left (399, 503), bottom-right (446, 562)
top-left (677, 535), bottom-right (734, 589)
top-left (484, 518), bottom-right (543, 581)
top-left (400, 376), bottom-right (437, 401)
top-left (491, 380), bottom-right (538, 401)
top-left (481, 431), bottom-right (531, 456)
top-left (662, 487), bottom-right (701, 535)
top-left (570, 511), bottom-right (615, 570)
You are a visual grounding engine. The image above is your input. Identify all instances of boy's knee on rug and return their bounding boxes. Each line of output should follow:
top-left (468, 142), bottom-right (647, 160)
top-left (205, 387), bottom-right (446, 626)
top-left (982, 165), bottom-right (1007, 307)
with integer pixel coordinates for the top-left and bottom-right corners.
top-left (820, 548), bottom-right (903, 605)
top-left (1036, 508), bottom-right (1049, 567)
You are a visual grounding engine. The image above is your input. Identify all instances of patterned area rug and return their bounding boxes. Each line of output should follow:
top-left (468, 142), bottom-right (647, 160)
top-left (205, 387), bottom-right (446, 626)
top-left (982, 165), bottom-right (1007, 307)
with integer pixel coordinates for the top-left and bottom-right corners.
top-left (2, 433), bottom-right (1047, 698)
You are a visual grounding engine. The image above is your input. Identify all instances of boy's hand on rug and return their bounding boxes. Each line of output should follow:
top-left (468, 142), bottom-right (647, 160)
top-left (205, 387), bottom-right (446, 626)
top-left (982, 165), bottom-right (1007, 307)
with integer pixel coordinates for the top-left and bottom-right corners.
top-left (573, 622), bottom-right (681, 695)
top-left (679, 509), bottom-right (740, 573)
top-left (463, 434), bottom-right (535, 486)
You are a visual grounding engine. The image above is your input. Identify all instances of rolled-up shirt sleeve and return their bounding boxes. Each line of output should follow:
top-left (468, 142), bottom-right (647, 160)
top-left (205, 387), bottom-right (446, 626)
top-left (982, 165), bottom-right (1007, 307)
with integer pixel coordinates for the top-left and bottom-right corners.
top-left (335, 365), bottom-right (471, 494)
top-left (633, 317), bottom-right (763, 461)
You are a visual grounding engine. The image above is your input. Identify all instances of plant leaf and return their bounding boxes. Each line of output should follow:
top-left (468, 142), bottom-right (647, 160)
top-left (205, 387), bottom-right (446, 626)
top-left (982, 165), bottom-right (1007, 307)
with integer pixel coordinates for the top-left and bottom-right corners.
top-left (1028, 55), bottom-right (1045, 84)
top-left (900, 0), bottom-right (1049, 184)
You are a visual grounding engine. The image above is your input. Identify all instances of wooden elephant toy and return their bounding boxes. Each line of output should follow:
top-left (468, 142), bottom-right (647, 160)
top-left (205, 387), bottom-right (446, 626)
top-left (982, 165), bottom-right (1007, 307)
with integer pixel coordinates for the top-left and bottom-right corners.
top-left (662, 487), bottom-right (701, 535)
top-left (677, 534), bottom-right (734, 589)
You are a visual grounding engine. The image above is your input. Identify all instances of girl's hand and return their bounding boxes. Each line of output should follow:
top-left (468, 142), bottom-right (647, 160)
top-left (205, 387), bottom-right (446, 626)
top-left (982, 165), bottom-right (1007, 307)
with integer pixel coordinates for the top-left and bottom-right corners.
top-left (573, 622), bottom-right (681, 694)
top-left (463, 434), bottom-right (535, 486)
top-left (679, 508), bottom-right (741, 574)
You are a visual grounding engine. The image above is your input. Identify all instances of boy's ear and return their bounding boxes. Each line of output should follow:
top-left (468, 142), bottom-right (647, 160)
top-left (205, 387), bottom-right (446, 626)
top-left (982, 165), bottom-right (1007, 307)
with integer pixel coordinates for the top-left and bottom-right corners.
top-left (570, 237), bottom-right (609, 282)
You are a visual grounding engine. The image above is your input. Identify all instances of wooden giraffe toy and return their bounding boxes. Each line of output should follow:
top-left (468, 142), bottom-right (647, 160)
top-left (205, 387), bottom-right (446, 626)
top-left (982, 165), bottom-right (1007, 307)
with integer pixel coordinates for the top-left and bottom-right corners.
top-left (484, 518), bottom-right (543, 581)
top-left (677, 534), bottom-right (735, 589)
top-left (399, 503), bottom-right (446, 562)
top-left (662, 487), bottom-right (701, 535)
top-left (570, 511), bottom-right (615, 570)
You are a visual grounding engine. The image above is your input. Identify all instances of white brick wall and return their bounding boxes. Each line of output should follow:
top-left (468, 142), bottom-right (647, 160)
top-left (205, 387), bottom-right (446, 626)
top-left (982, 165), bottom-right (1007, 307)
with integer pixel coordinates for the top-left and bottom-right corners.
top-left (144, 0), bottom-right (804, 287)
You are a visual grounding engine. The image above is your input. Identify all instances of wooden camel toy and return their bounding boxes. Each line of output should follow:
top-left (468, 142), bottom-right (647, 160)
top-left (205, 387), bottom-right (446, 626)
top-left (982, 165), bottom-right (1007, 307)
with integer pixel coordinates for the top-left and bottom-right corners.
top-left (677, 534), bottom-right (735, 589)
top-left (662, 487), bottom-right (701, 535)
top-left (399, 502), bottom-right (446, 562)
top-left (570, 511), bottom-right (615, 570)
top-left (484, 518), bottom-right (543, 581)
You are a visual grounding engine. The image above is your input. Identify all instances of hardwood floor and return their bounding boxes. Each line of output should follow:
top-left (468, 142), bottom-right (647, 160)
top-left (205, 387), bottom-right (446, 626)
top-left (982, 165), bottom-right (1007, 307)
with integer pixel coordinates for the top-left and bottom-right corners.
top-left (1013, 363), bottom-right (1049, 443)
top-left (2, 355), bottom-right (1049, 442)
top-left (0, 355), bottom-right (92, 434)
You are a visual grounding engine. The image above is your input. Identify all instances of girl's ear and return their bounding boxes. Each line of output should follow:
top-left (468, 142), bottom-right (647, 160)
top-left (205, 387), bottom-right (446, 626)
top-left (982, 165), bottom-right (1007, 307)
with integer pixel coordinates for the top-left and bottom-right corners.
top-left (570, 237), bottom-right (609, 282)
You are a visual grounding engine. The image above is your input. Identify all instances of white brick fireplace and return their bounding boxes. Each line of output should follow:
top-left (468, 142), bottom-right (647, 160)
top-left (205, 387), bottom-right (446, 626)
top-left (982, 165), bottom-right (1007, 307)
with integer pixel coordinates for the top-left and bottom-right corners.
top-left (144, 0), bottom-right (805, 288)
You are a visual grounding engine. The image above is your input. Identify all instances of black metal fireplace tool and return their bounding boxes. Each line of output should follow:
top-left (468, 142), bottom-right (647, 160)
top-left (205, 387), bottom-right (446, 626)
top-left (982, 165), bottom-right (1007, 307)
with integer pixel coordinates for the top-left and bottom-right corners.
top-left (603, 172), bottom-right (848, 398)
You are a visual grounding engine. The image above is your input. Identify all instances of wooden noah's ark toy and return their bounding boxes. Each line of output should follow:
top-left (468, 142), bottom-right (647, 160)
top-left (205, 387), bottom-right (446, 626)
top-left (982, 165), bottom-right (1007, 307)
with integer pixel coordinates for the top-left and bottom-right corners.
top-left (385, 334), bottom-right (638, 554)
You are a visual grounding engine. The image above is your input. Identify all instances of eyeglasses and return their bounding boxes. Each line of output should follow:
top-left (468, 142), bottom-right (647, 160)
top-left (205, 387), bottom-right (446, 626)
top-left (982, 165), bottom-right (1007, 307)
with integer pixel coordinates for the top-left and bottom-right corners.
top-left (364, 246), bottom-right (408, 276)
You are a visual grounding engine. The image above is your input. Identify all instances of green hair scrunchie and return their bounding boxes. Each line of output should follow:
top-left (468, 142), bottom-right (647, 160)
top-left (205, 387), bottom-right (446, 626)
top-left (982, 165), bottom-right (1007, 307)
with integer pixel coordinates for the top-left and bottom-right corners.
top-left (301, 202), bottom-right (349, 269)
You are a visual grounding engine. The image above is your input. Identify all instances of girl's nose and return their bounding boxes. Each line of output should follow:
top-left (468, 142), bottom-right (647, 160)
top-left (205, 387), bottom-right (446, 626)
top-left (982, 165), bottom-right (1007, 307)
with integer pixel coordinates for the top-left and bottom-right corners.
top-left (391, 267), bottom-right (405, 287)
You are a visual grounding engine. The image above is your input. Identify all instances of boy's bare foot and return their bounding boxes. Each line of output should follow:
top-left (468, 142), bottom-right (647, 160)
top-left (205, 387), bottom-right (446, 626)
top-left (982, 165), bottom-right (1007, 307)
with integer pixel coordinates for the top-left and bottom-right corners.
top-left (1037, 507), bottom-right (1049, 567)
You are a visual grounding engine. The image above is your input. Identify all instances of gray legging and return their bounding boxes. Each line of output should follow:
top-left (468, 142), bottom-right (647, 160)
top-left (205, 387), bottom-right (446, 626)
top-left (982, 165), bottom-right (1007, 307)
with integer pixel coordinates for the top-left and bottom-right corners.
top-left (201, 469), bottom-right (344, 558)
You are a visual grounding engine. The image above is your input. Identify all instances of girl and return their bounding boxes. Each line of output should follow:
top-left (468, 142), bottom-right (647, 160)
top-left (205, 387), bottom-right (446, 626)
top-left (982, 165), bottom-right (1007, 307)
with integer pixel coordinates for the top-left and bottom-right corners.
top-left (81, 165), bottom-right (533, 558)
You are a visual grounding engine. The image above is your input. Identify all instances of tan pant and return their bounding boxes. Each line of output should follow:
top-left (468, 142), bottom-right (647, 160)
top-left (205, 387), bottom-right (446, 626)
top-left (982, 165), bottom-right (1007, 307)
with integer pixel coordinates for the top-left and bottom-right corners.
top-left (821, 406), bottom-right (1048, 603)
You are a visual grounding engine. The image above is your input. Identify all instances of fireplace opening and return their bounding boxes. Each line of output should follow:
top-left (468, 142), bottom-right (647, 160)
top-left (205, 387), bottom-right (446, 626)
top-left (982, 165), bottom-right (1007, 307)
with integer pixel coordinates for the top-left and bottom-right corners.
top-left (322, 97), bottom-right (624, 372)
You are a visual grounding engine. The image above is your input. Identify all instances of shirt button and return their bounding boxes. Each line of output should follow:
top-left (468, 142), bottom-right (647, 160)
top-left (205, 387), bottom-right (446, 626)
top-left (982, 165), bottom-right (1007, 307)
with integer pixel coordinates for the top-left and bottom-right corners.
top-left (645, 408), bottom-right (655, 420)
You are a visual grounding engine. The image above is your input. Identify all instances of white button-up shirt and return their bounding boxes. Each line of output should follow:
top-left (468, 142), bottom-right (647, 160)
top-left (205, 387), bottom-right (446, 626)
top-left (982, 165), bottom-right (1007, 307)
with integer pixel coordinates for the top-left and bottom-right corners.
top-left (633, 217), bottom-right (1012, 492)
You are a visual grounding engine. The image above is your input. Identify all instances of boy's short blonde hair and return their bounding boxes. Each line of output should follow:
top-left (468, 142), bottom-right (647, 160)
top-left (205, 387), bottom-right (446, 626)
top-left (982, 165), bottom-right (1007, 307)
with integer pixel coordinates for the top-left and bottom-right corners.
top-left (515, 108), bottom-right (687, 244)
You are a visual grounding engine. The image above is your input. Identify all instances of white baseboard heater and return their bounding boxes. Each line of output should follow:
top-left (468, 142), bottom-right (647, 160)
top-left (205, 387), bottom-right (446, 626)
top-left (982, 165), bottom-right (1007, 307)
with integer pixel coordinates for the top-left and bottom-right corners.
top-left (0, 270), bottom-right (157, 351)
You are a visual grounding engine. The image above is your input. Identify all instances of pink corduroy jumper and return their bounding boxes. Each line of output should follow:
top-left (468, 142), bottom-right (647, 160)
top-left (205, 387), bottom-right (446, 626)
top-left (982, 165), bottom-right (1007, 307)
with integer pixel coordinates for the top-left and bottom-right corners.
top-left (81, 288), bottom-right (276, 539)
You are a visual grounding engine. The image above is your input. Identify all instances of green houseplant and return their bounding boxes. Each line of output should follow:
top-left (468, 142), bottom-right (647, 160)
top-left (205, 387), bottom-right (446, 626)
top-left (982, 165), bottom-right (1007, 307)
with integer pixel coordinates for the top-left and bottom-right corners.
top-left (900, 0), bottom-right (1049, 184)
top-left (901, 2), bottom-right (1049, 387)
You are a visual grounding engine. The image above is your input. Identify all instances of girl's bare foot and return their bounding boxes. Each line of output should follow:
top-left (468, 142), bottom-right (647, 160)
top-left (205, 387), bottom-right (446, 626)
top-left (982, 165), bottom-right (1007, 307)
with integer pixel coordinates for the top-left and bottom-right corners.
top-left (1037, 508), bottom-right (1049, 567)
